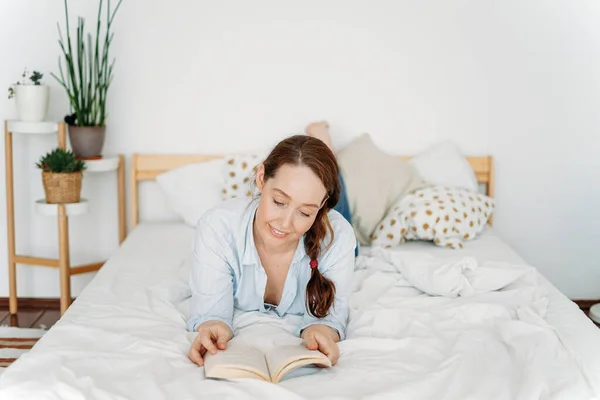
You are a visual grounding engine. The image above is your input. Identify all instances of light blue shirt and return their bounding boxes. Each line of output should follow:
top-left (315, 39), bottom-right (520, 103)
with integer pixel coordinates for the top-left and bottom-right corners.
top-left (187, 196), bottom-right (356, 340)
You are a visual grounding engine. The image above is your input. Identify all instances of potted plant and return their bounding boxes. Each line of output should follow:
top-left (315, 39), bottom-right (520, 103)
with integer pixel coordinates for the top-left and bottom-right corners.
top-left (51, 0), bottom-right (123, 160)
top-left (36, 148), bottom-right (86, 204)
top-left (7, 68), bottom-right (50, 122)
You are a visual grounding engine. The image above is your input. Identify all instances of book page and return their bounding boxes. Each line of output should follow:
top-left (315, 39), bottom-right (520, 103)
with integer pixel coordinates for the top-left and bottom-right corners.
top-left (265, 344), bottom-right (331, 383)
top-left (204, 342), bottom-right (270, 382)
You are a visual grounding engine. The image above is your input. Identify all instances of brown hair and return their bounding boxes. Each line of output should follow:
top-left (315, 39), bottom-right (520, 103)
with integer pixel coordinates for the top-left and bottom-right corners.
top-left (261, 135), bottom-right (341, 318)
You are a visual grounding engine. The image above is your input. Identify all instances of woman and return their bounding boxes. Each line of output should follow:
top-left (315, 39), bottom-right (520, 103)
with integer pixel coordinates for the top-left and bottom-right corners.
top-left (187, 123), bottom-right (356, 367)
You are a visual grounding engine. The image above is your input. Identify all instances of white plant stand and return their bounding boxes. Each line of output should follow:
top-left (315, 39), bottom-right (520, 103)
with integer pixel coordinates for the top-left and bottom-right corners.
top-left (4, 120), bottom-right (126, 316)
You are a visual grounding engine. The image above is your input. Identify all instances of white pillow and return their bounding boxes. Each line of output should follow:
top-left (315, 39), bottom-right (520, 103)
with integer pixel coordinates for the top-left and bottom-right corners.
top-left (410, 141), bottom-right (478, 193)
top-left (156, 159), bottom-right (225, 227)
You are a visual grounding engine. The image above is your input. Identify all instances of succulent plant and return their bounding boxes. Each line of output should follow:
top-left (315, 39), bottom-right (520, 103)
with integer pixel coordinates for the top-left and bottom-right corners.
top-left (36, 148), bottom-right (86, 173)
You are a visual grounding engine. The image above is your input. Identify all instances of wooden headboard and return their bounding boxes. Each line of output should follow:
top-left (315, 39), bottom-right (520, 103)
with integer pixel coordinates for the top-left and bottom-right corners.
top-left (130, 154), bottom-right (494, 229)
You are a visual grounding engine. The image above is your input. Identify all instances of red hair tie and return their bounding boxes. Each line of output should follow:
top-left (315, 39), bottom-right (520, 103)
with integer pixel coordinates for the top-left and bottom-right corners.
top-left (310, 259), bottom-right (318, 269)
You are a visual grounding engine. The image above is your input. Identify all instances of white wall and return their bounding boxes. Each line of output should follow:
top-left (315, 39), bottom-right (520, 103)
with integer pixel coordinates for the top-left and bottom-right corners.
top-left (1, 0), bottom-right (599, 299)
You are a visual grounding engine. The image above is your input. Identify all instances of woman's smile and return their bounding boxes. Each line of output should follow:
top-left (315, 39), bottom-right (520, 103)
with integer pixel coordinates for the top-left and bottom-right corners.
top-left (268, 224), bottom-right (289, 239)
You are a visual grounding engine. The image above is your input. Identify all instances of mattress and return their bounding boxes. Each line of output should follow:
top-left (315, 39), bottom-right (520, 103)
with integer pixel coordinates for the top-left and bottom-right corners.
top-left (0, 222), bottom-right (598, 400)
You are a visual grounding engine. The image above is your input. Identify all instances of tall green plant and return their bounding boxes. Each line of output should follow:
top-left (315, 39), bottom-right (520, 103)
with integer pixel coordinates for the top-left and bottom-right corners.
top-left (51, 0), bottom-right (123, 127)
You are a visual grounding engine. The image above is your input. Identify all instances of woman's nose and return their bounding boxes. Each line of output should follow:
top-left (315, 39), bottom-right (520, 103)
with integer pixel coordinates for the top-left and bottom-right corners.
top-left (280, 210), bottom-right (293, 230)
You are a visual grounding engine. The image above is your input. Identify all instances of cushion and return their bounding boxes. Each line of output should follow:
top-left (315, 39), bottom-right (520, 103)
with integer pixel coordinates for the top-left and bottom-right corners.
top-left (156, 159), bottom-right (225, 227)
top-left (222, 153), bottom-right (262, 200)
top-left (410, 141), bottom-right (478, 193)
top-left (371, 185), bottom-right (495, 249)
top-left (336, 133), bottom-right (428, 245)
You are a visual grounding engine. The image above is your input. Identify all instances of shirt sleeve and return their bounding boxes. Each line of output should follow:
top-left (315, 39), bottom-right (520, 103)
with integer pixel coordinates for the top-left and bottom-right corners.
top-left (186, 218), bottom-right (235, 333)
top-left (300, 232), bottom-right (356, 341)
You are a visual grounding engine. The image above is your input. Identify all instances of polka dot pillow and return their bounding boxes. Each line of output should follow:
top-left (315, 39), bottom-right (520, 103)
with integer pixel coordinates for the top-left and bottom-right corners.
top-left (371, 185), bottom-right (495, 249)
top-left (222, 154), bottom-right (262, 200)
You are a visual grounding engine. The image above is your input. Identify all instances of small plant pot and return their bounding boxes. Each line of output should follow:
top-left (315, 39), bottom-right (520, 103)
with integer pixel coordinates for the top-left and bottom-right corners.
top-left (15, 85), bottom-right (50, 122)
top-left (41, 171), bottom-right (82, 204)
top-left (68, 125), bottom-right (106, 159)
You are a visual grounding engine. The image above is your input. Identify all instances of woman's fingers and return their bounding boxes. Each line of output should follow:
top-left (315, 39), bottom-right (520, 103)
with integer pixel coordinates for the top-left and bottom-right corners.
top-left (314, 332), bottom-right (333, 357)
top-left (216, 324), bottom-right (233, 348)
top-left (314, 332), bottom-right (339, 365)
top-left (216, 335), bottom-right (229, 350)
top-left (199, 329), bottom-right (218, 356)
top-left (188, 347), bottom-right (202, 366)
top-left (303, 330), bottom-right (340, 365)
top-left (188, 336), bottom-right (205, 366)
top-left (189, 322), bottom-right (234, 367)
top-left (302, 333), bottom-right (319, 351)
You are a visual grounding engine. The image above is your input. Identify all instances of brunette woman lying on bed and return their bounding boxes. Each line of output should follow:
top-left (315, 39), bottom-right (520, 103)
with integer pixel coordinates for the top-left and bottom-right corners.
top-left (187, 122), bottom-right (357, 367)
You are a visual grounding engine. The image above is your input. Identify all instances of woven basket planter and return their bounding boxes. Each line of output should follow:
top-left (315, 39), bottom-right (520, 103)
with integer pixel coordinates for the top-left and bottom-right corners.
top-left (41, 171), bottom-right (82, 204)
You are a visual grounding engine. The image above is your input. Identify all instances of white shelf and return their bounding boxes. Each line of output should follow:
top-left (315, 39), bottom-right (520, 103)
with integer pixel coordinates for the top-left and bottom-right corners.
top-left (35, 198), bottom-right (89, 217)
top-left (83, 156), bottom-right (120, 173)
top-left (7, 120), bottom-right (59, 135)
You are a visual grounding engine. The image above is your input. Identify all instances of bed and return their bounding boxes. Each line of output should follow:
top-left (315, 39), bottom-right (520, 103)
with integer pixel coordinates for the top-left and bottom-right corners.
top-left (0, 152), bottom-right (599, 400)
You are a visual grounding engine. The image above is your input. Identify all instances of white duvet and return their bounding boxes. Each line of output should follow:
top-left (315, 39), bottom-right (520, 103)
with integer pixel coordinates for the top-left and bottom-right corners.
top-left (0, 224), bottom-right (598, 400)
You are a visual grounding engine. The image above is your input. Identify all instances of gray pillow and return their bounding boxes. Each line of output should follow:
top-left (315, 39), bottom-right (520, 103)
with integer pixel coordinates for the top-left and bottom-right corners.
top-left (337, 133), bottom-right (427, 245)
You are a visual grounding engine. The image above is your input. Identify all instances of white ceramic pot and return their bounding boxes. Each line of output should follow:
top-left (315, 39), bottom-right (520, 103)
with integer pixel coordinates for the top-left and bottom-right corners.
top-left (14, 85), bottom-right (50, 122)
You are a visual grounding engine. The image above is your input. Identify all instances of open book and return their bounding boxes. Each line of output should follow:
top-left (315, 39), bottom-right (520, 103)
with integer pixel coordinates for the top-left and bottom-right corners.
top-left (204, 342), bottom-right (331, 383)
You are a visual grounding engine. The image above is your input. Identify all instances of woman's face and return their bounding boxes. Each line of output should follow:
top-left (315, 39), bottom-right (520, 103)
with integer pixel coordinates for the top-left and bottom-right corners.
top-left (255, 163), bottom-right (327, 249)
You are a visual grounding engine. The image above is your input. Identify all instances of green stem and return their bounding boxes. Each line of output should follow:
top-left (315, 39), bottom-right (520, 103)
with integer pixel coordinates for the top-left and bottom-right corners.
top-left (53, 0), bottom-right (122, 127)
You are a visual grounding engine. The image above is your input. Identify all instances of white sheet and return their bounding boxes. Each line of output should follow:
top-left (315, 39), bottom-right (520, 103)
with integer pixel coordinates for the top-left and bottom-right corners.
top-left (378, 228), bottom-right (600, 398)
top-left (0, 223), bottom-right (598, 400)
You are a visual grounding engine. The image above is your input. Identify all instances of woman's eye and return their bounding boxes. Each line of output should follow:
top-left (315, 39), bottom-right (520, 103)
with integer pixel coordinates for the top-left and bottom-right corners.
top-left (273, 199), bottom-right (285, 207)
top-left (299, 211), bottom-right (311, 218)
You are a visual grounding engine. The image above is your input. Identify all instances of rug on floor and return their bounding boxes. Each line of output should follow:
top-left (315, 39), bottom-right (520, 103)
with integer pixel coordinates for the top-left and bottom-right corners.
top-left (0, 326), bottom-right (46, 375)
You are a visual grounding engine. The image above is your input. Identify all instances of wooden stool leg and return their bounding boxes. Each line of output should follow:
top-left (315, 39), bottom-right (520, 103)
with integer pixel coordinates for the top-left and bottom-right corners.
top-left (5, 126), bottom-right (17, 315)
top-left (8, 259), bottom-right (16, 315)
top-left (118, 155), bottom-right (126, 244)
top-left (58, 122), bottom-right (66, 150)
top-left (58, 205), bottom-right (71, 315)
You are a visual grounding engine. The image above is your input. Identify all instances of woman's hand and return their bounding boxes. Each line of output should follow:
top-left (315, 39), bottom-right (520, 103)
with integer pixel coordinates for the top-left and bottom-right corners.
top-left (301, 324), bottom-right (340, 365)
top-left (188, 320), bottom-right (233, 366)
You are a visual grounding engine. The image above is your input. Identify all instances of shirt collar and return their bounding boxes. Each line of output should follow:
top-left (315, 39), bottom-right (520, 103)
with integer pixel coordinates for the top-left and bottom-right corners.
top-left (241, 197), bottom-right (307, 266)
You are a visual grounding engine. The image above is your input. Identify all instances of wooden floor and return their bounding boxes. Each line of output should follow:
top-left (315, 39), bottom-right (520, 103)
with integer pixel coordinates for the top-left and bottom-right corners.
top-left (0, 309), bottom-right (61, 329)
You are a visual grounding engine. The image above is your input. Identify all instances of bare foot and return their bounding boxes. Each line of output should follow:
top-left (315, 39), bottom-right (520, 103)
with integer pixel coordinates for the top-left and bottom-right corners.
top-left (305, 121), bottom-right (334, 152)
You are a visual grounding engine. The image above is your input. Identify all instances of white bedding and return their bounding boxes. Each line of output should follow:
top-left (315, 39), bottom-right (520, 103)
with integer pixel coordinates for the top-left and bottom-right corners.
top-left (0, 222), bottom-right (599, 400)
